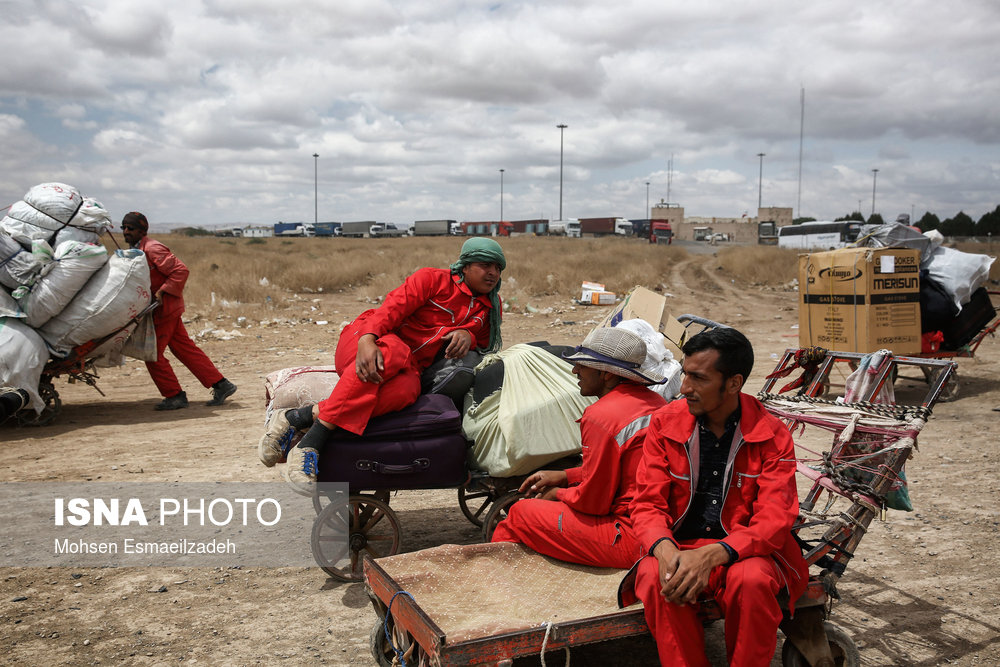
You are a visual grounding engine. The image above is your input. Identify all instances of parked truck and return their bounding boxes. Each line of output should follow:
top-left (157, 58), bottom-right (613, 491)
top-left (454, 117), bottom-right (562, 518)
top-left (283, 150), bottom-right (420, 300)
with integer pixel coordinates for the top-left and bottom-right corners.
top-left (649, 219), bottom-right (673, 244)
top-left (371, 223), bottom-right (408, 238)
top-left (313, 222), bottom-right (342, 237)
top-left (757, 220), bottom-right (779, 245)
top-left (578, 217), bottom-right (632, 237)
top-left (508, 219), bottom-right (548, 235)
top-left (341, 221), bottom-right (377, 238)
top-left (273, 222), bottom-right (314, 237)
top-left (548, 219), bottom-right (581, 237)
top-left (413, 220), bottom-right (456, 236)
top-left (460, 221), bottom-right (512, 236)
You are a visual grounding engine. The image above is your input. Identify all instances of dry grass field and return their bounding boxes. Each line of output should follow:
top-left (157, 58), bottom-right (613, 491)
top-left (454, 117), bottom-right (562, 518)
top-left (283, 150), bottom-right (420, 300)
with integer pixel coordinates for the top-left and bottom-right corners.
top-left (105, 233), bottom-right (808, 321)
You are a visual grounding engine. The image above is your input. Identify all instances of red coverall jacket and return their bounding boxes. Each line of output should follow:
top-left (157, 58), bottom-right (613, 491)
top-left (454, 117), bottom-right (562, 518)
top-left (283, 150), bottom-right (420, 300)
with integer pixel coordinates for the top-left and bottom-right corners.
top-left (136, 236), bottom-right (187, 323)
top-left (556, 382), bottom-right (668, 518)
top-left (351, 267), bottom-right (497, 371)
top-left (622, 392), bottom-right (808, 606)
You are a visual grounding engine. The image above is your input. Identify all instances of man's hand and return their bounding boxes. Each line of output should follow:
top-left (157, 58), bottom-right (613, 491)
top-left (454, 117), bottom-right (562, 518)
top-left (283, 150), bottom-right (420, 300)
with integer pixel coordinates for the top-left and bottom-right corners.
top-left (154, 289), bottom-right (164, 304)
top-left (442, 329), bottom-right (473, 359)
top-left (518, 470), bottom-right (568, 498)
top-left (653, 541), bottom-right (730, 605)
top-left (355, 334), bottom-right (384, 383)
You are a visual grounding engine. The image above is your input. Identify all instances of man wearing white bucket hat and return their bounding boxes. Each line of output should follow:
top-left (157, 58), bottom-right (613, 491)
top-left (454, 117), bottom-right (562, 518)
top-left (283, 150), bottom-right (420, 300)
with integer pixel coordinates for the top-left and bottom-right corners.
top-left (491, 326), bottom-right (667, 569)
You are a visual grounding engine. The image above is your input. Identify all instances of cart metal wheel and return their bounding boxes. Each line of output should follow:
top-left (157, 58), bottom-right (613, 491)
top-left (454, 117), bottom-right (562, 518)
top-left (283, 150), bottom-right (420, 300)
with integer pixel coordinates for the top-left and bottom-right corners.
top-left (311, 493), bottom-right (401, 582)
top-left (781, 621), bottom-right (860, 667)
top-left (16, 377), bottom-right (60, 427)
top-left (938, 372), bottom-right (959, 402)
top-left (457, 481), bottom-right (500, 527)
top-left (481, 491), bottom-right (524, 542)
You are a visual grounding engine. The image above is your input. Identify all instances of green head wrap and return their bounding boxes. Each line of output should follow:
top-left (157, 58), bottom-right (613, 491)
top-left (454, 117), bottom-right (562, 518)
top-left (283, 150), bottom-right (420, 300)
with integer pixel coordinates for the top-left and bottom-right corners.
top-left (450, 237), bottom-right (506, 352)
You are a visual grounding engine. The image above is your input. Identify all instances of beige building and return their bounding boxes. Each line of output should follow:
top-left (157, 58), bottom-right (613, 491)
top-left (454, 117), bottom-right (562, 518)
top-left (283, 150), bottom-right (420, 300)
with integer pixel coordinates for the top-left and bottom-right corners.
top-left (649, 204), bottom-right (794, 242)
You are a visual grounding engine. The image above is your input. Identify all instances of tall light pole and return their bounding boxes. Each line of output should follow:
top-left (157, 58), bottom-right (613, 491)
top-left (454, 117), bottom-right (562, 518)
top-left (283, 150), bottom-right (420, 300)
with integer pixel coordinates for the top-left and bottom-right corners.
top-left (871, 168), bottom-right (879, 218)
top-left (557, 124), bottom-right (567, 220)
top-left (757, 152), bottom-right (765, 210)
top-left (499, 168), bottom-right (505, 222)
top-left (312, 153), bottom-right (319, 224)
top-left (645, 181), bottom-right (650, 218)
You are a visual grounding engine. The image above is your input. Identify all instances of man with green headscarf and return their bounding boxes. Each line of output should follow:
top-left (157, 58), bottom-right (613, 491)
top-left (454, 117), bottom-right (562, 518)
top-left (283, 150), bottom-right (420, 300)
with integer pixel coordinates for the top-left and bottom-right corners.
top-left (259, 237), bottom-right (506, 494)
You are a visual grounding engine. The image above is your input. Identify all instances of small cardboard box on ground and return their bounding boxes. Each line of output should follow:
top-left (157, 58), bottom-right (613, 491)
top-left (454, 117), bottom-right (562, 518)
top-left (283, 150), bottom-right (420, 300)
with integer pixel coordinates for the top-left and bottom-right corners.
top-left (799, 247), bottom-right (922, 354)
top-left (593, 286), bottom-right (687, 359)
top-left (580, 281), bottom-right (616, 305)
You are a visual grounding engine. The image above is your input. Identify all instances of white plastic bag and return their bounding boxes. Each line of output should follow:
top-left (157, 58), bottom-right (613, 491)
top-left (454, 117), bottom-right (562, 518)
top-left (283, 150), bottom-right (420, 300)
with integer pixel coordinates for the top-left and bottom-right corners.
top-left (0, 317), bottom-right (48, 413)
top-left (924, 246), bottom-right (996, 312)
top-left (613, 318), bottom-right (683, 401)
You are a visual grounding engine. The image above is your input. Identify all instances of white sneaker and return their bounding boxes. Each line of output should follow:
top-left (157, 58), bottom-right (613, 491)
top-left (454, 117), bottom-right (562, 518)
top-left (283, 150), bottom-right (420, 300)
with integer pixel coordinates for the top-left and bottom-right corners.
top-left (284, 446), bottom-right (319, 496)
top-left (258, 410), bottom-right (296, 467)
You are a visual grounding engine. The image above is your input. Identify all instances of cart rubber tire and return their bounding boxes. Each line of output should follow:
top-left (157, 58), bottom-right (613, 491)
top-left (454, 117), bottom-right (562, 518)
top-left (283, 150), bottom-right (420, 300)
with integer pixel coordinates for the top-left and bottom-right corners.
top-left (481, 491), bottom-right (524, 542)
top-left (311, 494), bottom-right (401, 582)
top-left (457, 482), bottom-right (499, 527)
top-left (16, 377), bottom-right (61, 427)
top-left (370, 618), bottom-right (395, 667)
top-left (781, 621), bottom-right (860, 667)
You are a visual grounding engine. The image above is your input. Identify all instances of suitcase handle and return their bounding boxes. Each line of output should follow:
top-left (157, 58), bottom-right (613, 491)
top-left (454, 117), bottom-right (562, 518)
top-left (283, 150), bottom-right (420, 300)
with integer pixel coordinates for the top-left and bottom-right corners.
top-left (355, 458), bottom-right (431, 475)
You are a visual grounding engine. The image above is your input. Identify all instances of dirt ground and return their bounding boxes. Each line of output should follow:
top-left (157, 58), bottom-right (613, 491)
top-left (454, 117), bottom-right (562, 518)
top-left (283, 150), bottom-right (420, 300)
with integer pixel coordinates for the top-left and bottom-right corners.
top-left (2, 250), bottom-right (998, 666)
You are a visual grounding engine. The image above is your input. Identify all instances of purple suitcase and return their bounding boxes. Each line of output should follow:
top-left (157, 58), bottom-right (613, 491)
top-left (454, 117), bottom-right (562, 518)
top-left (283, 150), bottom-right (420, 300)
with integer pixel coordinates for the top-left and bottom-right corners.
top-left (317, 394), bottom-right (469, 490)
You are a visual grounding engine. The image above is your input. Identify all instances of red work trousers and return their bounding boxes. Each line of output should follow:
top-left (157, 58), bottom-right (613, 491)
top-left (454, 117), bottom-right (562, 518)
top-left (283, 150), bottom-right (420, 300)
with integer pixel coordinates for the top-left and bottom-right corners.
top-left (315, 323), bottom-right (422, 435)
top-left (633, 546), bottom-right (784, 667)
top-left (490, 498), bottom-right (642, 570)
top-left (147, 313), bottom-right (224, 398)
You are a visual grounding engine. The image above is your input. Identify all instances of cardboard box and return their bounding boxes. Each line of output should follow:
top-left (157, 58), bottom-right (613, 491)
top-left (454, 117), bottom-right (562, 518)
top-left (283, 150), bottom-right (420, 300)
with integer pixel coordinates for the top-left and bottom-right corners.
top-left (594, 286), bottom-right (687, 359)
top-left (799, 247), bottom-right (921, 354)
top-left (588, 291), bottom-right (616, 305)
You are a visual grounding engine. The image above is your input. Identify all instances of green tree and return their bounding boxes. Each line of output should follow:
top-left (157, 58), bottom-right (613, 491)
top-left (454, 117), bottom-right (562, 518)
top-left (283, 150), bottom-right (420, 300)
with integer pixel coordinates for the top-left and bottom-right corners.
top-left (792, 217), bottom-right (816, 225)
top-left (835, 211), bottom-right (865, 222)
top-left (940, 211), bottom-right (975, 237)
top-left (976, 205), bottom-right (1000, 236)
top-left (916, 212), bottom-right (940, 232)
top-left (866, 213), bottom-right (884, 225)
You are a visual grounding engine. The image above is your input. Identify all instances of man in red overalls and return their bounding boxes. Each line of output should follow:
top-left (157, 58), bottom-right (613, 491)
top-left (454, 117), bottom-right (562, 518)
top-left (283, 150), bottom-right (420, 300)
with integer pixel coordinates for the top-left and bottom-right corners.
top-left (122, 212), bottom-right (236, 411)
top-left (259, 237), bottom-right (505, 495)
top-left (491, 326), bottom-right (668, 568)
top-left (619, 326), bottom-right (808, 666)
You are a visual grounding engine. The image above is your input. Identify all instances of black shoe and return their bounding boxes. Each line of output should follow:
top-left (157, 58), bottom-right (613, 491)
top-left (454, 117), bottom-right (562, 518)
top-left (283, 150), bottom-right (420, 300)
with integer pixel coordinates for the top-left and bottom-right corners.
top-left (207, 379), bottom-right (237, 406)
top-left (155, 392), bottom-right (189, 411)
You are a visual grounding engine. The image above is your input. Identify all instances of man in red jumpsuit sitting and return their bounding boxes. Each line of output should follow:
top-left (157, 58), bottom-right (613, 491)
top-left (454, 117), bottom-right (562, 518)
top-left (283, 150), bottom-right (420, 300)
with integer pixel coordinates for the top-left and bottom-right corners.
top-left (259, 237), bottom-right (505, 495)
top-left (121, 212), bottom-right (237, 411)
top-left (491, 326), bottom-right (667, 569)
top-left (619, 326), bottom-right (808, 666)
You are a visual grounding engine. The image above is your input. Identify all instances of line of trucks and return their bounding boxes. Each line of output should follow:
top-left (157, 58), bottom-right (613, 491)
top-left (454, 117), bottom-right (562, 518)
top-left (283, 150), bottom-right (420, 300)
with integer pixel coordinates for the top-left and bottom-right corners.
top-left (270, 218), bottom-right (673, 242)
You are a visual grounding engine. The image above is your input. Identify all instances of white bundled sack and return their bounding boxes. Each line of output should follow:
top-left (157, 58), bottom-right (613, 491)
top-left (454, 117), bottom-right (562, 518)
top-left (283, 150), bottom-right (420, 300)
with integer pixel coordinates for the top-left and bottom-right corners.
top-left (924, 246), bottom-right (996, 312)
top-left (0, 286), bottom-right (23, 318)
top-left (464, 344), bottom-right (595, 477)
top-left (0, 231), bottom-right (49, 289)
top-left (16, 240), bottom-right (108, 328)
top-left (0, 317), bottom-right (49, 413)
top-left (1, 182), bottom-right (84, 246)
top-left (39, 248), bottom-right (152, 356)
top-left (53, 197), bottom-right (113, 246)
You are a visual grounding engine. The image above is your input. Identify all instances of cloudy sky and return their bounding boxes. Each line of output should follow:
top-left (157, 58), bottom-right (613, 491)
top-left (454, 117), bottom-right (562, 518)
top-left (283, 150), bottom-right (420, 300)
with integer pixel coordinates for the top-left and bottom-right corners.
top-left (1, 0), bottom-right (997, 229)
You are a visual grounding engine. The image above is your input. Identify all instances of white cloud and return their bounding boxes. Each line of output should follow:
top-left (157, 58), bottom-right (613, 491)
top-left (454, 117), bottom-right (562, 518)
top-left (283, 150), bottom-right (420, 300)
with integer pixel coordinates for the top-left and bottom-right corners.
top-left (0, 0), bottom-right (997, 225)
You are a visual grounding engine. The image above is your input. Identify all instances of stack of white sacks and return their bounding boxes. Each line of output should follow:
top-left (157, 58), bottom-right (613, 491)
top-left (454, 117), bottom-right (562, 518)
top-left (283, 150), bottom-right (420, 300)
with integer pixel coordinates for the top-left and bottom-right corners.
top-left (0, 182), bottom-right (153, 413)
